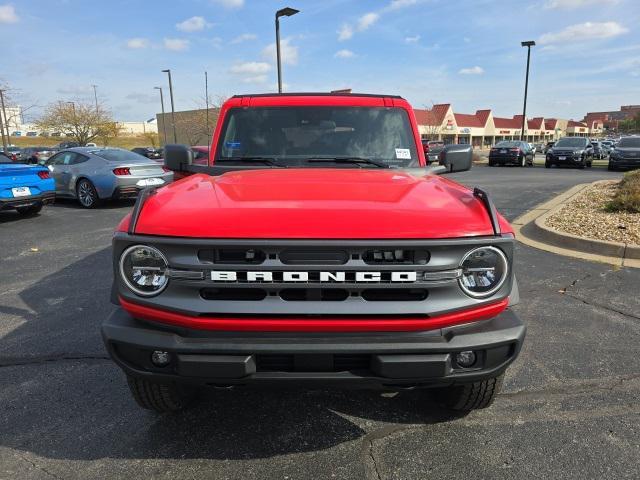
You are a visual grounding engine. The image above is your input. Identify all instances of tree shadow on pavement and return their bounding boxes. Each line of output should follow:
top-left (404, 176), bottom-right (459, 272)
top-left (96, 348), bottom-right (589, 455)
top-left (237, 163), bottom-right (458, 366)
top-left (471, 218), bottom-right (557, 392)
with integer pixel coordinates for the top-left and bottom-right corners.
top-left (0, 247), bottom-right (467, 462)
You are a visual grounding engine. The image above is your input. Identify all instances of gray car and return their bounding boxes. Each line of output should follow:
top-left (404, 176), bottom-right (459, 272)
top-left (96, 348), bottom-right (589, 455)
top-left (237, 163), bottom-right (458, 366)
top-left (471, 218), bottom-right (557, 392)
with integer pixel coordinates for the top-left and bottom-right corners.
top-left (45, 147), bottom-right (173, 208)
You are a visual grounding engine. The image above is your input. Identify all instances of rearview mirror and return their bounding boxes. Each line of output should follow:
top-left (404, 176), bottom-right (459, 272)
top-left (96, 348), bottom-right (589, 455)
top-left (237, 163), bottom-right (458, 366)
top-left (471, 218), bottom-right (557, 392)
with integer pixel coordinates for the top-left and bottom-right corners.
top-left (439, 144), bottom-right (472, 173)
top-left (163, 144), bottom-right (193, 171)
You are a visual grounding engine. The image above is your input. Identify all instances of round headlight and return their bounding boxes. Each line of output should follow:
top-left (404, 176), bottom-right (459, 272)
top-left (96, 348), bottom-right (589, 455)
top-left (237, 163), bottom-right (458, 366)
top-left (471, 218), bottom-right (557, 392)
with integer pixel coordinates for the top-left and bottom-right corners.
top-left (458, 246), bottom-right (508, 298)
top-left (119, 245), bottom-right (169, 296)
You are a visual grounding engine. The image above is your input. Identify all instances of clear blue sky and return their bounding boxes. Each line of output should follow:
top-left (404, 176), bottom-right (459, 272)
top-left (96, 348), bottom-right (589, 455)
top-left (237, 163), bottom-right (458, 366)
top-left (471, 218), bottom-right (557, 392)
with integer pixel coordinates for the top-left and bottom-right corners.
top-left (1, 0), bottom-right (639, 121)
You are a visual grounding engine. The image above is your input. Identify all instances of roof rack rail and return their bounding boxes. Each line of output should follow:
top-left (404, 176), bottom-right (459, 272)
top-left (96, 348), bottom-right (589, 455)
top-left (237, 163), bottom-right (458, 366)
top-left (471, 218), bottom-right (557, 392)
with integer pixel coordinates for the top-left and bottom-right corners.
top-left (128, 187), bottom-right (156, 235)
top-left (473, 187), bottom-right (501, 236)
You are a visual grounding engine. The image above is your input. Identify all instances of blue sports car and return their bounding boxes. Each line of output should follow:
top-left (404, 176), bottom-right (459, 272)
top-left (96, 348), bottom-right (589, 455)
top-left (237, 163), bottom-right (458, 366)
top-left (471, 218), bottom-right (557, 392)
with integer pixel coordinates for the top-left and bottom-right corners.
top-left (0, 153), bottom-right (55, 216)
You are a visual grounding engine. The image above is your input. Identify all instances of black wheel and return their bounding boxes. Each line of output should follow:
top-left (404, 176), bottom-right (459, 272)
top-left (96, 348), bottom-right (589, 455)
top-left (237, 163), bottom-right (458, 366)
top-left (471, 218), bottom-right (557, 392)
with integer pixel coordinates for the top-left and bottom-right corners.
top-left (577, 159), bottom-right (586, 169)
top-left (545, 160), bottom-right (551, 168)
top-left (16, 204), bottom-right (43, 216)
top-left (76, 178), bottom-right (100, 208)
top-left (435, 374), bottom-right (503, 411)
top-left (127, 376), bottom-right (197, 413)
top-left (587, 160), bottom-right (592, 168)
top-left (488, 159), bottom-right (494, 167)
top-left (518, 155), bottom-right (525, 167)
top-left (608, 163), bottom-right (615, 171)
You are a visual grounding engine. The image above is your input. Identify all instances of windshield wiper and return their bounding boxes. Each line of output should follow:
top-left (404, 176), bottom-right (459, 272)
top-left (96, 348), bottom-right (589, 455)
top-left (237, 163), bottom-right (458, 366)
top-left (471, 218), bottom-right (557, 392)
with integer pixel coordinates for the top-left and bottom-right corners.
top-left (305, 157), bottom-right (390, 168)
top-left (216, 156), bottom-right (285, 167)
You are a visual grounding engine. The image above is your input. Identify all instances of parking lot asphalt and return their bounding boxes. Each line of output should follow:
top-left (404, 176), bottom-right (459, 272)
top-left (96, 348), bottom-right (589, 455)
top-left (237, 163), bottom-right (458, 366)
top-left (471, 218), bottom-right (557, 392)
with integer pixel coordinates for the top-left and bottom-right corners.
top-left (1, 162), bottom-right (639, 480)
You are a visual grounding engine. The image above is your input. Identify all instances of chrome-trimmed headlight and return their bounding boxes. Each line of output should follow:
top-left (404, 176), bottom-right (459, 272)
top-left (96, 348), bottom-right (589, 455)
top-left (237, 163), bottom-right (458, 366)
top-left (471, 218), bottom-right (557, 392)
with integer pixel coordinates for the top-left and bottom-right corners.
top-left (119, 245), bottom-right (169, 296)
top-left (458, 246), bottom-right (509, 298)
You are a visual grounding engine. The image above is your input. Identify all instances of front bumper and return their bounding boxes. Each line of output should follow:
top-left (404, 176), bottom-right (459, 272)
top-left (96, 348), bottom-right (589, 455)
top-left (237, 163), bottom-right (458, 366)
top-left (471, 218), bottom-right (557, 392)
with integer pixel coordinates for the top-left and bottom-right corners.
top-left (102, 307), bottom-right (525, 389)
top-left (546, 154), bottom-right (583, 165)
top-left (609, 157), bottom-right (640, 169)
top-left (0, 191), bottom-right (55, 210)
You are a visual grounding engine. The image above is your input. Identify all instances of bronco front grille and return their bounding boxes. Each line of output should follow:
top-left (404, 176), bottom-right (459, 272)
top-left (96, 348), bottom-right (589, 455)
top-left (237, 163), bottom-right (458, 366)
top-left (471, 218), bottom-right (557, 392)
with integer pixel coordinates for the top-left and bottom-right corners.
top-left (115, 236), bottom-right (515, 317)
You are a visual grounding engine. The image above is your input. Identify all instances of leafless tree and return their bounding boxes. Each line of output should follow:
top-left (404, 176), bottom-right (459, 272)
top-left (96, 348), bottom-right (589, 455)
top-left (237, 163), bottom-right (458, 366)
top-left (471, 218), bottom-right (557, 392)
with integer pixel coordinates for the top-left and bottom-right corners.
top-left (35, 101), bottom-right (118, 146)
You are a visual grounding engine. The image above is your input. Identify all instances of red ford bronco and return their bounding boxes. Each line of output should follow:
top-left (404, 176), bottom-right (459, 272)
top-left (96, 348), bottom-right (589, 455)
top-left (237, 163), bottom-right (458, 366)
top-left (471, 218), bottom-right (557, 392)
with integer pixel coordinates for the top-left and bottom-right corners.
top-left (102, 93), bottom-right (525, 413)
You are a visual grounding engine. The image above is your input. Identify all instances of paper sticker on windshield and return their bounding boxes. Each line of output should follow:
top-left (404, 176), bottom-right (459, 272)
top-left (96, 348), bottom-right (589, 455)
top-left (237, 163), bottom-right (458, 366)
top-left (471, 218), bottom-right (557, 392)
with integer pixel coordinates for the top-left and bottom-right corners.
top-left (395, 148), bottom-right (411, 160)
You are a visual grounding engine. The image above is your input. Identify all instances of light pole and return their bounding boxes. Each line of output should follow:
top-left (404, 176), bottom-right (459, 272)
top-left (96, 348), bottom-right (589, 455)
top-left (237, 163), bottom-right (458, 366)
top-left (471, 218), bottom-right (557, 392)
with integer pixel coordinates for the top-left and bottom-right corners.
top-left (91, 84), bottom-right (99, 112)
top-left (154, 87), bottom-right (167, 146)
top-left (0, 90), bottom-right (8, 149)
top-left (205, 71), bottom-right (211, 147)
top-left (161, 69), bottom-right (178, 143)
top-left (520, 40), bottom-right (535, 141)
top-left (275, 7), bottom-right (299, 93)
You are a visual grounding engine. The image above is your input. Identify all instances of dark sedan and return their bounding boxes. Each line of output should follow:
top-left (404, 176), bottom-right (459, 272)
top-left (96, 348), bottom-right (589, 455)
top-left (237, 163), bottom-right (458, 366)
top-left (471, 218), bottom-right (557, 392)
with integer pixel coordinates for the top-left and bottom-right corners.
top-left (591, 141), bottom-right (606, 159)
top-left (545, 137), bottom-right (593, 169)
top-left (608, 136), bottom-right (640, 171)
top-left (488, 141), bottom-right (534, 167)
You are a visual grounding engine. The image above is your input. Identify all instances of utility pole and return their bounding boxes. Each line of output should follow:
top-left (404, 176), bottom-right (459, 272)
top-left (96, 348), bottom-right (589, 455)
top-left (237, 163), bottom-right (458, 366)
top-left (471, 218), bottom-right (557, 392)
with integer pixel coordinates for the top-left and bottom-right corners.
top-left (154, 87), bottom-right (167, 146)
top-left (162, 69), bottom-right (178, 143)
top-left (275, 7), bottom-right (300, 93)
top-left (520, 41), bottom-right (535, 141)
top-left (205, 71), bottom-right (210, 147)
top-left (0, 90), bottom-right (9, 148)
top-left (91, 84), bottom-right (99, 112)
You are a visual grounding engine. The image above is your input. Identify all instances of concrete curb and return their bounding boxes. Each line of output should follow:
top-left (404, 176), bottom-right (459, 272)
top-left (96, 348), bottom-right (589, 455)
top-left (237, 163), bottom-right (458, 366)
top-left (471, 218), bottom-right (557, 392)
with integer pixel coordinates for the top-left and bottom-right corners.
top-left (512, 181), bottom-right (640, 269)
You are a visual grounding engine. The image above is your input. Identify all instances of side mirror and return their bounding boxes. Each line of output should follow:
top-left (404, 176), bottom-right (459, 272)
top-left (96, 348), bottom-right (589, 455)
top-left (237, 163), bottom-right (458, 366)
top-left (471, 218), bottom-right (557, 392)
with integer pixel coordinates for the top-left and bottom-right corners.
top-left (163, 144), bottom-right (193, 172)
top-left (439, 144), bottom-right (472, 173)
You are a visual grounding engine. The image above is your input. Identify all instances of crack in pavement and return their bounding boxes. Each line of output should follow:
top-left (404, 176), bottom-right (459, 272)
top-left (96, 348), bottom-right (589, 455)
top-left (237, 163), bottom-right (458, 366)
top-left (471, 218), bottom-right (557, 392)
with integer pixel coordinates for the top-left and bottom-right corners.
top-left (563, 293), bottom-right (640, 321)
top-left (16, 452), bottom-right (61, 480)
top-left (0, 354), bottom-right (110, 368)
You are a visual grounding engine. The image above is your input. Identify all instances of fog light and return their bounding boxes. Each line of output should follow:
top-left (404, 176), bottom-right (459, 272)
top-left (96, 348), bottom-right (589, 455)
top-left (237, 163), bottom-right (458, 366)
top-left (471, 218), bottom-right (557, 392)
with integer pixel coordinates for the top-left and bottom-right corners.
top-left (151, 350), bottom-right (171, 367)
top-left (455, 350), bottom-right (477, 368)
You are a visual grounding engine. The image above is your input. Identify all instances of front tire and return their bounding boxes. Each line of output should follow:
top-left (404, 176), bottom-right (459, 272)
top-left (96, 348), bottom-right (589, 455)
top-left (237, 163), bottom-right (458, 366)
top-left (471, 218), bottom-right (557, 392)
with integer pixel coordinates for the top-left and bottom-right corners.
top-left (435, 374), bottom-right (504, 411)
top-left (127, 376), bottom-right (197, 413)
top-left (76, 179), bottom-right (100, 208)
top-left (16, 204), bottom-right (43, 216)
top-left (545, 160), bottom-right (551, 168)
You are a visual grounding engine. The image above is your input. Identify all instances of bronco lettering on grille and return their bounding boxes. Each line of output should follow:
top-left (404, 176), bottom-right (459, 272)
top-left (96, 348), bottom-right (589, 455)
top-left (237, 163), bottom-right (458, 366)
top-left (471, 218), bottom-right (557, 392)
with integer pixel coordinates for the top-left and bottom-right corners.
top-left (210, 271), bottom-right (418, 283)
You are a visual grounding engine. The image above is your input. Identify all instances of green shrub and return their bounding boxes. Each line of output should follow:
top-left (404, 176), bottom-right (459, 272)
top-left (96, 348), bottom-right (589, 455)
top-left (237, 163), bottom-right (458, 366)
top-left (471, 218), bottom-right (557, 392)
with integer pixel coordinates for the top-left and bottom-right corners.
top-left (605, 170), bottom-right (640, 213)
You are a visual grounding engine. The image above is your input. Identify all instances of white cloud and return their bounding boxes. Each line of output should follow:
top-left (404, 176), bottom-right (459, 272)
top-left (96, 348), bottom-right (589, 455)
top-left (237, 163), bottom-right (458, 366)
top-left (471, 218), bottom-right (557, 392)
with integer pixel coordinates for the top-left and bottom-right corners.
top-left (334, 49), bottom-right (355, 59)
top-left (176, 16), bottom-right (209, 32)
top-left (357, 12), bottom-right (379, 31)
top-left (0, 4), bottom-right (18, 23)
top-left (231, 33), bottom-right (257, 44)
top-left (387, 0), bottom-right (417, 10)
top-left (539, 21), bottom-right (628, 45)
top-left (338, 23), bottom-right (354, 41)
top-left (458, 66), bottom-right (484, 75)
top-left (126, 38), bottom-right (149, 49)
top-left (262, 37), bottom-right (298, 65)
top-left (212, 0), bottom-right (244, 8)
top-left (242, 75), bottom-right (268, 84)
top-left (164, 38), bottom-right (190, 51)
top-left (229, 62), bottom-right (271, 75)
top-left (405, 35), bottom-right (420, 43)
top-left (544, 0), bottom-right (618, 9)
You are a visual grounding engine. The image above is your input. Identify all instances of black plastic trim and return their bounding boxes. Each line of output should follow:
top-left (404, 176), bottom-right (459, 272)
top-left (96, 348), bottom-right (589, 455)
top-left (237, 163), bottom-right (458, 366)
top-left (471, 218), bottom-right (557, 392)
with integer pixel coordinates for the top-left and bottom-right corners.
top-left (127, 187), bottom-right (156, 235)
top-left (473, 187), bottom-right (501, 236)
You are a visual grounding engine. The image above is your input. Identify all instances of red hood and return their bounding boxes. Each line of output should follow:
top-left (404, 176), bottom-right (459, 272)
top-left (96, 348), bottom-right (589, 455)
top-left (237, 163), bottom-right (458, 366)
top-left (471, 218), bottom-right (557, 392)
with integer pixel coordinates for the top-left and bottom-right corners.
top-left (132, 169), bottom-right (509, 239)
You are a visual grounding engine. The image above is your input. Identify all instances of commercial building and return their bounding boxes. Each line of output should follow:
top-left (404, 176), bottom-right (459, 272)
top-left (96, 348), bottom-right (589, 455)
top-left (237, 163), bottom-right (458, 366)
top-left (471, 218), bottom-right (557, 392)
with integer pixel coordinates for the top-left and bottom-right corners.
top-left (414, 103), bottom-right (606, 147)
top-left (583, 105), bottom-right (640, 132)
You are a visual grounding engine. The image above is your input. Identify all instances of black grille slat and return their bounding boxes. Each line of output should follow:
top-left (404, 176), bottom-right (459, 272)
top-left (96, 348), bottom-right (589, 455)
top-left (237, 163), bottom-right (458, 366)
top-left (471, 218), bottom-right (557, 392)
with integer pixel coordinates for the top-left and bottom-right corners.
top-left (256, 354), bottom-right (371, 372)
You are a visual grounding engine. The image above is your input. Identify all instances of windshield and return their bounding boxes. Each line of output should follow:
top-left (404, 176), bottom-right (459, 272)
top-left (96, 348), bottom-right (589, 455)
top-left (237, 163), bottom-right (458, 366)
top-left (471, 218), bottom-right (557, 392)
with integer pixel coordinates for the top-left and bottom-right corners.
top-left (555, 138), bottom-right (587, 148)
top-left (216, 106), bottom-right (419, 168)
top-left (617, 137), bottom-right (640, 148)
top-left (92, 149), bottom-right (150, 162)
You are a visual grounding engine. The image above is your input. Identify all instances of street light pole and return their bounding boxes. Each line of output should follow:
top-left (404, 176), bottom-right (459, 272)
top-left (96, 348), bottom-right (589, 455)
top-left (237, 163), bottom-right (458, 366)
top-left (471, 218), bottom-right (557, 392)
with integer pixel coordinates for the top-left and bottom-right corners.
top-left (520, 40), bottom-right (535, 141)
top-left (0, 90), bottom-right (8, 149)
top-left (205, 71), bottom-right (211, 147)
top-left (91, 84), bottom-right (99, 112)
top-left (275, 7), bottom-right (299, 93)
top-left (162, 69), bottom-right (178, 143)
top-left (154, 87), bottom-right (167, 146)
